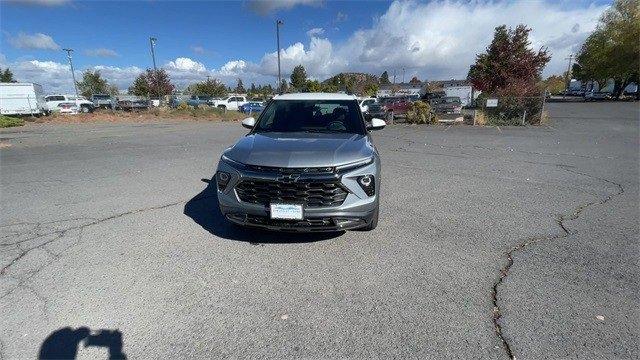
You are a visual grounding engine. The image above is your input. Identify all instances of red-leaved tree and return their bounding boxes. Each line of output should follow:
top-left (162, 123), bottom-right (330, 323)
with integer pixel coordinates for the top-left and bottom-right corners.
top-left (468, 24), bottom-right (550, 97)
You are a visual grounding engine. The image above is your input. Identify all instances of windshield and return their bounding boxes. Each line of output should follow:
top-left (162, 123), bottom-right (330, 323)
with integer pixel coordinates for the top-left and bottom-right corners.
top-left (253, 99), bottom-right (365, 134)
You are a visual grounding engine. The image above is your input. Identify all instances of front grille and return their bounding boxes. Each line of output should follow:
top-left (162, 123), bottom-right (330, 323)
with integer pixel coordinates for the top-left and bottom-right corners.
top-left (235, 179), bottom-right (348, 207)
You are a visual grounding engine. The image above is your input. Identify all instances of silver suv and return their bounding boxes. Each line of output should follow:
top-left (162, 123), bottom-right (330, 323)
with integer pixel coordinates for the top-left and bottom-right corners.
top-left (215, 93), bottom-right (386, 232)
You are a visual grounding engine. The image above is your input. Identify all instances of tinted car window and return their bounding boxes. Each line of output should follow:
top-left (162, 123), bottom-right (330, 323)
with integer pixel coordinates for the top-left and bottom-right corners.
top-left (254, 100), bottom-right (365, 134)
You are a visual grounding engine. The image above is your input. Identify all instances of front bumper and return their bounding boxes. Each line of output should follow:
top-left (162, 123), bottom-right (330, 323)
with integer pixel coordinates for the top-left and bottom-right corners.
top-left (215, 157), bottom-right (380, 232)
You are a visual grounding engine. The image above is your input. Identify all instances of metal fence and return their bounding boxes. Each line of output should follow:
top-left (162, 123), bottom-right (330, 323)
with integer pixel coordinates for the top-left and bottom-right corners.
top-left (475, 95), bottom-right (547, 125)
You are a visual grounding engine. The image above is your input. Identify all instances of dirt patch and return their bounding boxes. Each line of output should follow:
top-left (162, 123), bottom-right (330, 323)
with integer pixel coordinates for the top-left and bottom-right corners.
top-left (29, 108), bottom-right (248, 124)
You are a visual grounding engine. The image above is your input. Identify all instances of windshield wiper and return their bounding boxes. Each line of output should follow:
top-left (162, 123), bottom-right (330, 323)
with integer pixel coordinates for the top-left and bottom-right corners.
top-left (303, 129), bottom-right (341, 133)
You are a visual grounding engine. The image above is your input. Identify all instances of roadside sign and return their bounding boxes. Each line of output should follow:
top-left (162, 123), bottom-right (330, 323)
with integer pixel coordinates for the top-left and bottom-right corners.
top-left (486, 98), bottom-right (498, 107)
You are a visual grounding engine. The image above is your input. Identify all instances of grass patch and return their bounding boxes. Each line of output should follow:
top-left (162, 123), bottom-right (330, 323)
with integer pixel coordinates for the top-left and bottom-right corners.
top-left (0, 115), bottom-right (25, 128)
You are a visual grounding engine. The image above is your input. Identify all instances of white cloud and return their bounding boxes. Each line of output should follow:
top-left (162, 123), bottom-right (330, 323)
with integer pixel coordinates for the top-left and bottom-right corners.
top-left (84, 48), bottom-right (119, 57)
top-left (2, 58), bottom-right (143, 93)
top-left (8, 32), bottom-right (60, 50)
top-left (247, 0), bottom-right (322, 15)
top-left (255, 37), bottom-right (345, 80)
top-left (306, 27), bottom-right (325, 37)
top-left (335, 11), bottom-right (348, 23)
top-left (331, 0), bottom-right (607, 80)
top-left (166, 57), bottom-right (206, 72)
top-left (2, 1), bottom-right (609, 93)
top-left (219, 60), bottom-right (248, 76)
top-left (191, 46), bottom-right (206, 55)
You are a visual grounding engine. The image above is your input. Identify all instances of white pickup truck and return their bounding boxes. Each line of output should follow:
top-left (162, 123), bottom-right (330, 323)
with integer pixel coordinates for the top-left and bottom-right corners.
top-left (212, 95), bottom-right (248, 111)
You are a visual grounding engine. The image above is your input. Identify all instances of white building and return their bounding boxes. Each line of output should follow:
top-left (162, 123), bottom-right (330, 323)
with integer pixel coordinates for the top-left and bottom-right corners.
top-left (428, 80), bottom-right (479, 107)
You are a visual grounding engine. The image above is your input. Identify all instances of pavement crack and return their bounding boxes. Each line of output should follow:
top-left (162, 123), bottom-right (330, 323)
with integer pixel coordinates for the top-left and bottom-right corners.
top-left (490, 165), bottom-right (624, 359)
top-left (0, 199), bottom-right (187, 285)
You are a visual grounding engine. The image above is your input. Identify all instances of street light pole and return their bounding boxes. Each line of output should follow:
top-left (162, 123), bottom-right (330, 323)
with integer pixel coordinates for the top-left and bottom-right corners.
top-left (63, 48), bottom-right (79, 107)
top-left (276, 20), bottom-right (283, 93)
top-left (149, 37), bottom-right (160, 102)
top-left (402, 68), bottom-right (405, 83)
top-left (564, 54), bottom-right (573, 98)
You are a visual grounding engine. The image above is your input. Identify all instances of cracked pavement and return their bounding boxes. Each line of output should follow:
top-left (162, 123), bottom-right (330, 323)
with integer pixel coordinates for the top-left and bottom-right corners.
top-left (1, 102), bottom-right (638, 359)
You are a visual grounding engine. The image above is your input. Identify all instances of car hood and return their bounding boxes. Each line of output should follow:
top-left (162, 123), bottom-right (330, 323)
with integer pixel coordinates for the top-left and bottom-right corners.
top-left (224, 132), bottom-right (374, 168)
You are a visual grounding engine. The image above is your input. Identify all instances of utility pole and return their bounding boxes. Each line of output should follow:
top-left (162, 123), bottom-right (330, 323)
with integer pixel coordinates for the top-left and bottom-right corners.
top-left (62, 48), bottom-right (79, 107)
top-left (149, 37), bottom-right (160, 102)
top-left (402, 68), bottom-right (405, 83)
top-left (276, 20), bottom-right (283, 93)
top-left (393, 69), bottom-right (396, 85)
top-left (564, 54), bottom-right (573, 98)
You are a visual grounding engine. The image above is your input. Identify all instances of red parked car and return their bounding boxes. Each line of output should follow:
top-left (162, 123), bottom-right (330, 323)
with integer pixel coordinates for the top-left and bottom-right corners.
top-left (381, 97), bottom-right (412, 115)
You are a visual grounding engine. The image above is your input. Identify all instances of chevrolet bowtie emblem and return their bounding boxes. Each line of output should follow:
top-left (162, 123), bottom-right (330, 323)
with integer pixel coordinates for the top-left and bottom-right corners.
top-left (278, 173), bottom-right (301, 182)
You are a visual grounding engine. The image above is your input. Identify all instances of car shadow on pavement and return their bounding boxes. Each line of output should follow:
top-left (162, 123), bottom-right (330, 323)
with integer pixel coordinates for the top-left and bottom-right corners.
top-left (39, 327), bottom-right (126, 359)
top-left (183, 178), bottom-right (343, 243)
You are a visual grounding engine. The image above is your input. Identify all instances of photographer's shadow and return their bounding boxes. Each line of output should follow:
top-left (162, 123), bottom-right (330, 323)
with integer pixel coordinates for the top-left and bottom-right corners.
top-left (183, 178), bottom-right (343, 243)
top-left (39, 327), bottom-right (126, 360)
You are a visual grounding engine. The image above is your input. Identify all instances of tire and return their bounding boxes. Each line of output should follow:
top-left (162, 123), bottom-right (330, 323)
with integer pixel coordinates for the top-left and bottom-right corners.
top-left (361, 204), bottom-right (379, 231)
top-left (217, 105), bottom-right (226, 110)
top-left (80, 105), bottom-right (92, 113)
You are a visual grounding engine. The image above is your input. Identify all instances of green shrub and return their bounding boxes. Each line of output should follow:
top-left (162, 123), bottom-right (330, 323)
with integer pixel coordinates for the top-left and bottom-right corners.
top-left (405, 101), bottom-right (435, 124)
top-left (0, 115), bottom-right (25, 128)
top-left (477, 93), bottom-right (544, 125)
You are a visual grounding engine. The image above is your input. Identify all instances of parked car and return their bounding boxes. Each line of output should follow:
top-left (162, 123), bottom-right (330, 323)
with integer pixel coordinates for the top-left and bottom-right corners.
top-left (212, 95), bottom-right (248, 111)
top-left (187, 95), bottom-right (214, 107)
top-left (364, 103), bottom-right (387, 121)
top-left (56, 102), bottom-right (80, 114)
top-left (430, 96), bottom-right (462, 114)
top-left (421, 91), bottom-right (446, 101)
top-left (239, 101), bottom-right (266, 114)
top-left (118, 99), bottom-right (149, 111)
top-left (215, 92), bottom-right (386, 232)
top-left (359, 98), bottom-right (376, 113)
top-left (91, 94), bottom-right (116, 109)
top-left (381, 97), bottom-right (412, 115)
top-left (0, 82), bottom-right (48, 116)
top-left (564, 89), bottom-right (585, 97)
top-left (45, 94), bottom-right (94, 113)
top-left (584, 91), bottom-right (612, 101)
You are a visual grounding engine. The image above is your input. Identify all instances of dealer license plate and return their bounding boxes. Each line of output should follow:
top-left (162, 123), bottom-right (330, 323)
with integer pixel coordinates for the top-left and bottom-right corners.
top-left (270, 203), bottom-right (303, 220)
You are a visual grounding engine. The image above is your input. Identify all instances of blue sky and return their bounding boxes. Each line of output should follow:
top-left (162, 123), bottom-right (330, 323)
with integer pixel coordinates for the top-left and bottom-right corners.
top-left (0, 0), bottom-right (612, 93)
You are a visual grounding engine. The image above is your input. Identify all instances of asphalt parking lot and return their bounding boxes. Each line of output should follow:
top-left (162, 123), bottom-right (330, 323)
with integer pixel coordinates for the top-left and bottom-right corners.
top-left (1, 102), bottom-right (638, 359)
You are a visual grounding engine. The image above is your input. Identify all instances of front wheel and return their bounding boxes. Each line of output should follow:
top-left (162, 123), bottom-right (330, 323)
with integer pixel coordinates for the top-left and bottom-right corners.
top-left (80, 105), bottom-right (92, 113)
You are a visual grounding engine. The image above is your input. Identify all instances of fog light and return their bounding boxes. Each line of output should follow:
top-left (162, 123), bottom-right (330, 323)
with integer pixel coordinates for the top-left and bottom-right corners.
top-left (357, 175), bottom-right (375, 196)
top-left (216, 171), bottom-right (231, 191)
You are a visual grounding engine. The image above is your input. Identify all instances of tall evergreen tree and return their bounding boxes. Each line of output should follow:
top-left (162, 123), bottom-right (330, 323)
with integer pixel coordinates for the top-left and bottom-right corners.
top-left (379, 71), bottom-right (390, 85)
top-left (235, 78), bottom-right (246, 93)
top-left (0, 68), bottom-right (17, 82)
top-left (290, 64), bottom-right (308, 90)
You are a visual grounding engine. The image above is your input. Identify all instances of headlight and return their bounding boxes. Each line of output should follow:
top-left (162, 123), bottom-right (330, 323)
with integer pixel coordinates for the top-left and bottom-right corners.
top-left (216, 171), bottom-right (231, 191)
top-left (221, 154), bottom-right (245, 169)
top-left (335, 157), bottom-right (374, 172)
top-left (357, 175), bottom-right (375, 196)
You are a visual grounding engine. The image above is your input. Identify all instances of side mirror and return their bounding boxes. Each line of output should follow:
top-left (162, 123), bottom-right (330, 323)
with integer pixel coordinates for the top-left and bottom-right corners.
top-left (367, 118), bottom-right (386, 130)
top-left (241, 117), bottom-right (255, 129)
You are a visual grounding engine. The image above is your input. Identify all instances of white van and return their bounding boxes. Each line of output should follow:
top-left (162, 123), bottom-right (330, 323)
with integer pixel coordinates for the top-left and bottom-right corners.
top-left (0, 82), bottom-right (48, 116)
